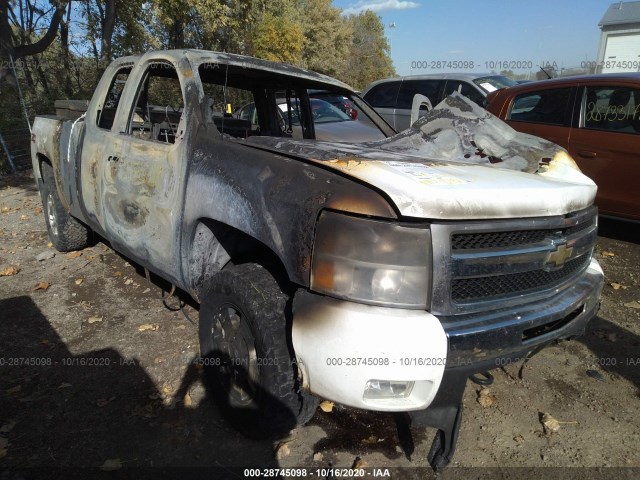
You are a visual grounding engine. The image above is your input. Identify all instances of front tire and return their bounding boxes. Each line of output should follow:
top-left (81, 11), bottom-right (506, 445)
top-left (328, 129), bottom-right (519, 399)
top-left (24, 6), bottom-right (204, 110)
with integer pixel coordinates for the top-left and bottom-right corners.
top-left (199, 263), bottom-right (318, 438)
top-left (40, 162), bottom-right (90, 252)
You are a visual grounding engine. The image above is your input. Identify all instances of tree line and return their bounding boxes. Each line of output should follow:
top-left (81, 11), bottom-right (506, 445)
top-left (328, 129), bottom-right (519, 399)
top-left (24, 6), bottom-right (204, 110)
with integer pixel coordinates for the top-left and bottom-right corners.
top-left (0, 0), bottom-right (395, 171)
top-left (0, 0), bottom-right (394, 109)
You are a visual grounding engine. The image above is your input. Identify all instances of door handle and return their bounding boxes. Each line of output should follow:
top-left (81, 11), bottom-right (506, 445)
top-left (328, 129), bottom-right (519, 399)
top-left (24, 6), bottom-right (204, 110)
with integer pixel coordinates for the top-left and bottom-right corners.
top-left (107, 155), bottom-right (120, 162)
top-left (578, 151), bottom-right (597, 158)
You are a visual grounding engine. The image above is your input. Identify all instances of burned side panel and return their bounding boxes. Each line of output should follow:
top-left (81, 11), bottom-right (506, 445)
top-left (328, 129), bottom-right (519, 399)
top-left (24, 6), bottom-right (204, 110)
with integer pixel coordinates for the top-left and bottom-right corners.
top-left (181, 129), bottom-right (397, 292)
top-left (101, 139), bottom-right (182, 269)
top-left (31, 117), bottom-right (69, 208)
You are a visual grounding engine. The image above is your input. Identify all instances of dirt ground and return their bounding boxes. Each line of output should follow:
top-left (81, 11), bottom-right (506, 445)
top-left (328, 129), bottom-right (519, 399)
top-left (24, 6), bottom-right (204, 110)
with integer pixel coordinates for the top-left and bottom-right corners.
top-left (1, 171), bottom-right (639, 479)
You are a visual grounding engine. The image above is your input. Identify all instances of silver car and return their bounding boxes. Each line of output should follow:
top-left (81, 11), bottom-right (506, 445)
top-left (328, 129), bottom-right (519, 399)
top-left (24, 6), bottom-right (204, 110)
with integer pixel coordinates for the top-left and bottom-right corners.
top-left (362, 73), bottom-right (517, 131)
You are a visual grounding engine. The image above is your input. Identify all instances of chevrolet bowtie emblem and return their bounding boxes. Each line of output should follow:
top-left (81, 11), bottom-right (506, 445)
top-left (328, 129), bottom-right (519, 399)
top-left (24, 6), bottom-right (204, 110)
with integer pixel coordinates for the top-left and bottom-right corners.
top-left (545, 243), bottom-right (574, 267)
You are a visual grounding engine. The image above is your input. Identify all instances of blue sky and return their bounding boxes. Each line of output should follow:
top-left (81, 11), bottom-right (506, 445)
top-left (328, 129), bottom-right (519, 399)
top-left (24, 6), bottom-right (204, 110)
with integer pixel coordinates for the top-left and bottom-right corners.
top-left (333, 0), bottom-right (616, 76)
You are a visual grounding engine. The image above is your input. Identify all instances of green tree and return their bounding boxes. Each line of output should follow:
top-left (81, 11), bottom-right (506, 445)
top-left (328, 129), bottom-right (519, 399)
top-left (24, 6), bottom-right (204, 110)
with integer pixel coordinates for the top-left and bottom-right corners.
top-left (298, 0), bottom-right (351, 77)
top-left (341, 10), bottom-right (394, 90)
top-left (111, 0), bottom-right (156, 56)
top-left (252, 10), bottom-right (303, 64)
top-left (150, 0), bottom-right (242, 51)
top-left (209, 0), bottom-right (254, 54)
top-left (81, 0), bottom-right (152, 80)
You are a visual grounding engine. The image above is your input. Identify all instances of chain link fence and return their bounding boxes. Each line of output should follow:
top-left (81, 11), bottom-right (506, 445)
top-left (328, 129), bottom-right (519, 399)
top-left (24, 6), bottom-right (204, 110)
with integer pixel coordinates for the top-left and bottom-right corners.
top-left (0, 125), bottom-right (31, 173)
top-left (0, 64), bottom-right (36, 174)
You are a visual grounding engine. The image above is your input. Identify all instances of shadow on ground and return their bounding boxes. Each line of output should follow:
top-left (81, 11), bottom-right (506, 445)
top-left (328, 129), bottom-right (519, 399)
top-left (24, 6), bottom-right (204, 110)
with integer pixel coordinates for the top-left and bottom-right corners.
top-left (580, 315), bottom-right (640, 395)
top-left (0, 296), bottom-right (287, 479)
top-left (598, 217), bottom-right (639, 244)
top-left (0, 172), bottom-right (39, 193)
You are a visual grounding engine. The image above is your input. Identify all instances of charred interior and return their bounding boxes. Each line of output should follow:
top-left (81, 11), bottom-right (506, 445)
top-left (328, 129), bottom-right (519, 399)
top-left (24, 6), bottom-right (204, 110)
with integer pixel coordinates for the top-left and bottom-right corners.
top-left (197, 62), bottom-right (389, 142)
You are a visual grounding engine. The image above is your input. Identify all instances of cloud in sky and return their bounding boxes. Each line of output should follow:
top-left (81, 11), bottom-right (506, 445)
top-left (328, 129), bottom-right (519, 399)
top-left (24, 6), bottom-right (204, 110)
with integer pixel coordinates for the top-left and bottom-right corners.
top-left (342, 0), bottom-right (420, 16)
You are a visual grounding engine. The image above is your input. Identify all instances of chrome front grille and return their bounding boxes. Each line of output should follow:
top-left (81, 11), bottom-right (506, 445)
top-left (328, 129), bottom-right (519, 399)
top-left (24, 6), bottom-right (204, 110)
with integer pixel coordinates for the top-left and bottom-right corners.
top-left (451, 229), bottom-right (550, 250)
top-left (451, 254), bottom-right (590, 302)
top-left (450, 217), bottom-right (594, 250)
top-left (430, 207), bottom-right (598, 316)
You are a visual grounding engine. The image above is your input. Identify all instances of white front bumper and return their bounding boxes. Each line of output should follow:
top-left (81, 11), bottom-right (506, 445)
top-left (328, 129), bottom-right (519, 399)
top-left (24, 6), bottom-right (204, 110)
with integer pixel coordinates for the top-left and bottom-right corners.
top-left (292, 291), bottom-right (447, 411)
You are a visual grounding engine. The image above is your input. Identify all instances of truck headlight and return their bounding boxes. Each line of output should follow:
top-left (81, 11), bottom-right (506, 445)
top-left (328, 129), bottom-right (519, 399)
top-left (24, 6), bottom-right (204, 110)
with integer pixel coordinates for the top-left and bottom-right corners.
top-left (310, 211), bottom-right (431, 308)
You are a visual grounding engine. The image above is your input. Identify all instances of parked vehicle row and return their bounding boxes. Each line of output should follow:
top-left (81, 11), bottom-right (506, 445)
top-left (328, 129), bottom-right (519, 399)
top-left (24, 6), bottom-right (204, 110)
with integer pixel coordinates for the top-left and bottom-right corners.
top-left (361, 73), bottom-right (517, 130)
top-left (485, 73), bottom-right (640, 221)
top-left (362, 72), bottom-right (639, 222)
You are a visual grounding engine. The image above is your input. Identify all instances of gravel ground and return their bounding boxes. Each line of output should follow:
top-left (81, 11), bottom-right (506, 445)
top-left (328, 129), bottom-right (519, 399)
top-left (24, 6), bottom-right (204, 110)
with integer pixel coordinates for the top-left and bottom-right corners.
top-left (1, 171), bottom-right (639, 479)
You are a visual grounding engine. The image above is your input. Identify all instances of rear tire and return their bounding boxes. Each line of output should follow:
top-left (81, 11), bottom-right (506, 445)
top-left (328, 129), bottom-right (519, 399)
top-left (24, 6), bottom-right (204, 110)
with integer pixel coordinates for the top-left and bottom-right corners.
top-left (198, 263), bottom-right (318, 438)
top-left (40, 162), bottom-right (90, 252)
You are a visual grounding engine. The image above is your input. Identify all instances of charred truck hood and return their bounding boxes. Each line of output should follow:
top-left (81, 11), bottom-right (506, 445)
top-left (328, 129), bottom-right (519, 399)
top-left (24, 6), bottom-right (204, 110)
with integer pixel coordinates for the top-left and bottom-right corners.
top-left (244, 93), bottom-right (596, 220)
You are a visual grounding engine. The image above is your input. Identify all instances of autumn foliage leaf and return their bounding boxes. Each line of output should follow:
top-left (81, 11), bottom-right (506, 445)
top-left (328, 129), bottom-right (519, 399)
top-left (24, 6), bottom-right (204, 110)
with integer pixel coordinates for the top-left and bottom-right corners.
top-left (0, 266), bottom-right (19, 276)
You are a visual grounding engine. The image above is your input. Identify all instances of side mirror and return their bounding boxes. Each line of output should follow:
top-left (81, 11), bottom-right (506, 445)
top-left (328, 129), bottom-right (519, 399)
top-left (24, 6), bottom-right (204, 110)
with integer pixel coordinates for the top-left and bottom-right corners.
top-left (410, 93), bottom-right (432, 127)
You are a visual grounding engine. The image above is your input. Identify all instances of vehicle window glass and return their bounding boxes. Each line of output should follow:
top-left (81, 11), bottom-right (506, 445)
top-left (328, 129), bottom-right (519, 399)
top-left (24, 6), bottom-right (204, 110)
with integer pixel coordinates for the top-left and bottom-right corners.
top-left (97, 67), bottom-right (131, 130)
top-left (396, 80), bottom-right (441, 109)
top-left (583, 86), bottom-right (640, 134)
top-left (508, 88), bottom-right (572, 126)
top-left (310, 99), bottom-right (351, 123)
top-left (363, 81), bottom-right (401, 108)
top-left (473, 75), bottom-right (517, 93)
top-left (444, 81), bottom-right (484, 105)
top-left (274, 92), bottom-right (309, 139)
top-left (310, 92), bottom-right (357, 120)
top-left (128, 62), bottom-right (184, 144)
top-left (238, 104), bottom-right (255, 123)
top-left (277, 99), bottom-right (302, 127)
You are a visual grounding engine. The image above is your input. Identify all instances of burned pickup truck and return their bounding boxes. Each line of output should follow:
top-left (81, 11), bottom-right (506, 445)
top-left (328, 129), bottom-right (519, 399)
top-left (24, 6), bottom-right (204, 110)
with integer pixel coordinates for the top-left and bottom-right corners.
top-left (31, 50), bottom-right (604, 469)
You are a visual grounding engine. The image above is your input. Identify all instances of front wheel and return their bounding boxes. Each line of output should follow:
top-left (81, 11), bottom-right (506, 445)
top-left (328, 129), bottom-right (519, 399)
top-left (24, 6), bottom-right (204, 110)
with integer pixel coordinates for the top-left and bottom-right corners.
top-left (198, 263), bottom-right (318, 438)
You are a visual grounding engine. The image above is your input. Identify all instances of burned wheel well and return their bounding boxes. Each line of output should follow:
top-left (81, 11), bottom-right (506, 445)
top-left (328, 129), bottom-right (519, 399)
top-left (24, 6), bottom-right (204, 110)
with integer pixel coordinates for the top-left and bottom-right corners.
top-left (188, 218), bottom-right (294, 300)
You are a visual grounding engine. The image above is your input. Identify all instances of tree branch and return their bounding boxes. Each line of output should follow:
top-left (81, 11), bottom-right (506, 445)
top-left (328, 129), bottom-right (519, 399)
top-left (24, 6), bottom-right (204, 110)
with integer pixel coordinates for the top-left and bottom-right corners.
top-left (101, 0), bottom-right (115, 61)
top-left (13, 2), bottom-right (65, 59)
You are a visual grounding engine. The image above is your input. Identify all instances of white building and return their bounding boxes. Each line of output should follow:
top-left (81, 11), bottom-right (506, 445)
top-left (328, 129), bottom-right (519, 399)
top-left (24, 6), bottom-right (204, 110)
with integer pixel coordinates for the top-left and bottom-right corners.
top-left (597, 1), bottom-right (640, 72)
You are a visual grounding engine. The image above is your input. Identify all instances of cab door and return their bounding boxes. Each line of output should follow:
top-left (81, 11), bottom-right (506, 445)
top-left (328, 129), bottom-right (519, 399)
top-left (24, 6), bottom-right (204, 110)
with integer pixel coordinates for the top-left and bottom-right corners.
top-left (101, 58), bottom-right (189, 276)
top-left (80, 62), bottom-right (133, 234)
top-left (568, 84), bottom-right (640, 220)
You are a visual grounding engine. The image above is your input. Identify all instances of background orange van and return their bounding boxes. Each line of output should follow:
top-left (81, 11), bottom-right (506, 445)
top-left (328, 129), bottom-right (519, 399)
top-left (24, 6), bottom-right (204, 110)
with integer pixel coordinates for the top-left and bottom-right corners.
top-left (486, 73), bottom-right (640, 221)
